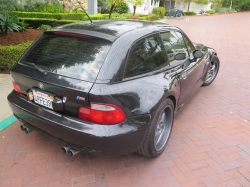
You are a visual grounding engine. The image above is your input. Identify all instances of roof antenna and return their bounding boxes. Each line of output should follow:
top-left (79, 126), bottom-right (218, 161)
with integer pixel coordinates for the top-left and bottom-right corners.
top-left (79, 4), bottom-right (93, 26)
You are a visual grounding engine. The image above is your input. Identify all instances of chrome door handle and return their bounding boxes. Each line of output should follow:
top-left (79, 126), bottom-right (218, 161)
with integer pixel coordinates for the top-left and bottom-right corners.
top-left (181, 72), bottom-right (187, 80)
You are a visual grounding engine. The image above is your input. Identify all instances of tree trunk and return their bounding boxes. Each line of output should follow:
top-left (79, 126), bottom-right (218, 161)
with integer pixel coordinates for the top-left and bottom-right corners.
top-left (109, 4), bottom-right (115, 19)
top-left (133, 5), bottom-right (136, 16)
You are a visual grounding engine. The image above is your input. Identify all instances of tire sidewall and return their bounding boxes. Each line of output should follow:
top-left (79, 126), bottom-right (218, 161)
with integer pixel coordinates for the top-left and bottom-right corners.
top-left (147, 99), bottom-right (174, 157)
top-left (203, 55), bottom-right (220, 86)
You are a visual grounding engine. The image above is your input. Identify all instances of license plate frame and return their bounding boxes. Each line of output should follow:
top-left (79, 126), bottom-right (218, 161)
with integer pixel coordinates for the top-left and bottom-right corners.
top-left (32, 89), bottom-right (54, 109)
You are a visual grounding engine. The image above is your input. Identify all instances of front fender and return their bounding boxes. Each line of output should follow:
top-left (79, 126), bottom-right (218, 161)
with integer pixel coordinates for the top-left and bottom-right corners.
top-left (193, 42), bottom-right (217, 61)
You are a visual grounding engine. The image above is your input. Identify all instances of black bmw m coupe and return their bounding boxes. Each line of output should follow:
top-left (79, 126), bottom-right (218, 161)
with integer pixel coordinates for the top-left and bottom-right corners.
top-left (8, 20), bottom-right (220, 158)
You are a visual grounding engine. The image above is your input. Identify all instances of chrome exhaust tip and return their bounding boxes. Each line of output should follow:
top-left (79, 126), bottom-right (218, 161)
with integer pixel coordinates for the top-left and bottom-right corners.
top-left (67, 148), bottom-right (79, 157)
top-left (61, 146), bottom-right (71, 154)
top-left (25, 127), bottom-right (34, 134)
top-left (20, 124), bottom-right (26, 131)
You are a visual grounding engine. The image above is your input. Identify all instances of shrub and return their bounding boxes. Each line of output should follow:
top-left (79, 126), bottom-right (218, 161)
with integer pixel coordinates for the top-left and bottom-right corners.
top-left (147, 15), bottom-right (156, 21)
top-left (139, 17), bottom-right (147, 20)
top-left (0, 0), bottom-right (18, 11)
top-left (222, 0), bottom-right (231, 8)
top-left (215, 7), bottom-right (232, 13)
top-left (89, 14), bottom-right (109, 20)
top-left (111, 17), bottom-right (127, 19)
top-left (185, 11), bottom-right (197, 15)
top-left (17, 20), bottom-right (29, 32)
top-left (19, 18), bottom-right (79, 28)
top-left (38, 24), bottom-right (52, 31)
top-left (0, 11), bottom-right (21, 34)
top-left (126, 13), bottom-right (140, 17)
top-left (11, 11), bottom-right (87, 21)
top-left (113, 2), bottom-right (129, 14)
top-left (154, 14), bottom-right (160, 20)
top-left (199, 9), bottom-right (206, 14)
top-left (206, 10), bottom-right (215, 14)
top-left (0, 41), bottom-right (33, 72)
top-left (165, 11), bottom-right (170, 16)
top-left (101, 8), bottom-right (110, 14)
top-left (16, 3), bottom-right (64, 13)
top-left (152, 7), bottom-right (165, 19)
top-left (232, 0), bottom-right (250, 11)
top-left (212, 0), bottom-right (222, 9)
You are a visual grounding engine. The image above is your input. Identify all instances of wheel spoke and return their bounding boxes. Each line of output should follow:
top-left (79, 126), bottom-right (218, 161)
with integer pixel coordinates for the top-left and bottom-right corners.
top-left (205, 62), bottom-right (217, 83)
top-left (154, 106), bottom-right (173, 151)
top-left (155, 130), bottom-right (161, 144)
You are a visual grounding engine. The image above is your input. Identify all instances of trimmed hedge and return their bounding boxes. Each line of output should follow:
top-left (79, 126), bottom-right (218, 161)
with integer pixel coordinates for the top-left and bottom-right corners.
top-left (0, 42), bottom-right (33, 72)
top-left (185, 11), bottom-right (197, 15)
top-left (89, 14), bottom-right (109, 20)
top-left (139, 17), bottom-right (147, 20)
top-left (139, 15), bottom-right (156, 21)
top-left (165, 10), bottom-right (196, 16)
top-left (12, 11), bottom-right (87, 21)
top-left (206, 10), bottom-right (215, 14)
top-left (12, 11), bottom-right (109, 21)
top-left (20, 18), bottom-right (81, 28)
top-left (152, 7), bottom-right (165, 18)
top-left (111, 17), bottom-right (127, 19)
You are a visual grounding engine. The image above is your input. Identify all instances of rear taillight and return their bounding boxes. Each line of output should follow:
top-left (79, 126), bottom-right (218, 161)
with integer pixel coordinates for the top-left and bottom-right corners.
top-left (12, 77), bottom-right (22, 95)
top-left (79, 103), bottom-right (126, 124)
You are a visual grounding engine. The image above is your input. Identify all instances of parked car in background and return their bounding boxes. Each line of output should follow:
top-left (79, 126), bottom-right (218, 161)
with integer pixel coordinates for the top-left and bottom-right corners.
top-left (8, 20), bottom-right (220, 158)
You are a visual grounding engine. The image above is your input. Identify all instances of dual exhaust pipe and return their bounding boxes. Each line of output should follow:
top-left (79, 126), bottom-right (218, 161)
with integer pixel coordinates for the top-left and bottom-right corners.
top-left (61, 146), bottom-right (79, 157)
top-left (20, 124), bottom-right (79, 157)
top-left (20, 124), bottom-right (34, 134)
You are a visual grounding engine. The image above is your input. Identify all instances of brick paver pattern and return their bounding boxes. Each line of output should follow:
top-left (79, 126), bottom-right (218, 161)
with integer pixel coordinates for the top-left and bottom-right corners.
top-left (1, 12), bottom-right (250, 187)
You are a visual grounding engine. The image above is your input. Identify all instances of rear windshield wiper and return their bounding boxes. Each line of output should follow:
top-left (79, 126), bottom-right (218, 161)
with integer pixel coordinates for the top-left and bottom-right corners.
top-left (23, 62), bottom-right (47, 75)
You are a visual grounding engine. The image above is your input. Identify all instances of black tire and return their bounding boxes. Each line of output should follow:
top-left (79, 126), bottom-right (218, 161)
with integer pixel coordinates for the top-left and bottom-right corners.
top-left (202, 55), bottom-right (220, 86)
top-left (166, 13), bottom-right (173, 19)
top-left (176, 13), bottom-right (183, 20)
top-left (137, 98), bottom-right (174, 158)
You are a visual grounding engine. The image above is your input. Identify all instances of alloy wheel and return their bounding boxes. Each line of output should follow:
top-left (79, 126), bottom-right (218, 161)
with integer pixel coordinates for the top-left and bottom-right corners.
top-left (154, 106), bottom-right (173, 151)
top-left (205, 60), bottom-right (218, 84)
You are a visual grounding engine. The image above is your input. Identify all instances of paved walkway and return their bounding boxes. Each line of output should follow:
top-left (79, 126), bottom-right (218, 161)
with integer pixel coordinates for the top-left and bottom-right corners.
top-left (0, 74), bottom-right (13, 122)
top-left (1, 12), bottom-right (250, 187)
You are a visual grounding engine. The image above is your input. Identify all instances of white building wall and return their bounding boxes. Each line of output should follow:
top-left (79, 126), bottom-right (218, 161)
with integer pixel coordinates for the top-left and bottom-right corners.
top-left (175, 1), bottom-right (213, 14)
top-left (127, 0), bottom-right (160, 15)
top-left (189, 2), bottom-right (213, 14)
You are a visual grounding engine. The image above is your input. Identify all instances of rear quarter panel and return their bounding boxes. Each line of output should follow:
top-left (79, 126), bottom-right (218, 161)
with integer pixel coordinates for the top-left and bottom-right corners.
top-left (89, 69), bottom-right (180, 117)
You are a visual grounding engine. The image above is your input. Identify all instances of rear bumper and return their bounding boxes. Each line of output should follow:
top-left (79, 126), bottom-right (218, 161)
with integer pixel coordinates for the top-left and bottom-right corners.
top-left (8, 90), bottom-right (151, 156)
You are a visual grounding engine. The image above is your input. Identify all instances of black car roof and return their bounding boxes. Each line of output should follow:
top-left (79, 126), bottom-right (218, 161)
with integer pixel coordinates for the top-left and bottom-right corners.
top-left (46, 20), bottom-right (179, 42)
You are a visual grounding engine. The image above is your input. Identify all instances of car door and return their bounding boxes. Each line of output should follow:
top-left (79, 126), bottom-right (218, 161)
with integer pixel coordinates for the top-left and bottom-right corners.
top-left (160, 30), bottom-right (201, 108)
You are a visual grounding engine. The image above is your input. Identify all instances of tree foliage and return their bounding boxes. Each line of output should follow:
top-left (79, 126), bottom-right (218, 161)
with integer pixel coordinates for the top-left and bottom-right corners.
top-left (212, 0), bottom-right (222, 9)
top-left (222, 0), bottom-right (250, 10)
top-left (127, 0), bottom-right (146, 16)
top-left (173, 0), bottom-right (209, 4)
top-left (107, 0), bottom-right (124, 18)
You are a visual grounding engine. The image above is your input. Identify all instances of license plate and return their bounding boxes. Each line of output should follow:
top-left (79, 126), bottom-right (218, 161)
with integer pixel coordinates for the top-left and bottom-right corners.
top-left (33, 90), bottom-right (53, 109)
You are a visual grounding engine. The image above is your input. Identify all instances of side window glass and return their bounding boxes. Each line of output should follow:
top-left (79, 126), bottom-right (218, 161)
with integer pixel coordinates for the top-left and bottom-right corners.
top-left (183, 36), bottom-right (196, 58)
top-left (160, 31), bottom-right (189, 66)
top-left (125, 34), bottom-right (168, 78)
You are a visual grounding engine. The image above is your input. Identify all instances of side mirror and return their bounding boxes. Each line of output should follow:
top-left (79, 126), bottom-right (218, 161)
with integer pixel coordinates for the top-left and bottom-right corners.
top-left (174, 53), bottom-right (186, 61)
top-left (193, 50), bottom-right (203, 58)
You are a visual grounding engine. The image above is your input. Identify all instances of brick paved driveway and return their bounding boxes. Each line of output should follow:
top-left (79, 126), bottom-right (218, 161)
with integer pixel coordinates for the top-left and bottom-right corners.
top-left (1, 12), bottom-right (250, 187)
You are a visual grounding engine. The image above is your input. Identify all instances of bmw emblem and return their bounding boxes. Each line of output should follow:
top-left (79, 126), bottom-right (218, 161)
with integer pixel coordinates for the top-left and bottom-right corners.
top-left (38, 82), bottom-right (44, 90)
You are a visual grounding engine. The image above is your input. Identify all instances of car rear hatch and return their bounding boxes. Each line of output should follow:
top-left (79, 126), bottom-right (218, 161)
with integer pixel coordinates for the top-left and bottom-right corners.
top-left (11, 31), bottom-right (112, 117)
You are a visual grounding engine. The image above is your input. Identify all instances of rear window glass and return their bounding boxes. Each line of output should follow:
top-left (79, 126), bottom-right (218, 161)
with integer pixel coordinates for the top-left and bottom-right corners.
top-left (21, 34), bottom-right (112, 82)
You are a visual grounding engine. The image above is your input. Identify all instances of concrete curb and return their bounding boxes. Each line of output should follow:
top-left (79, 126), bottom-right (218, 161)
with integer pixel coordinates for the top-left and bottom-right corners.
top-left (0, 115), bottom-right (17, 131)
